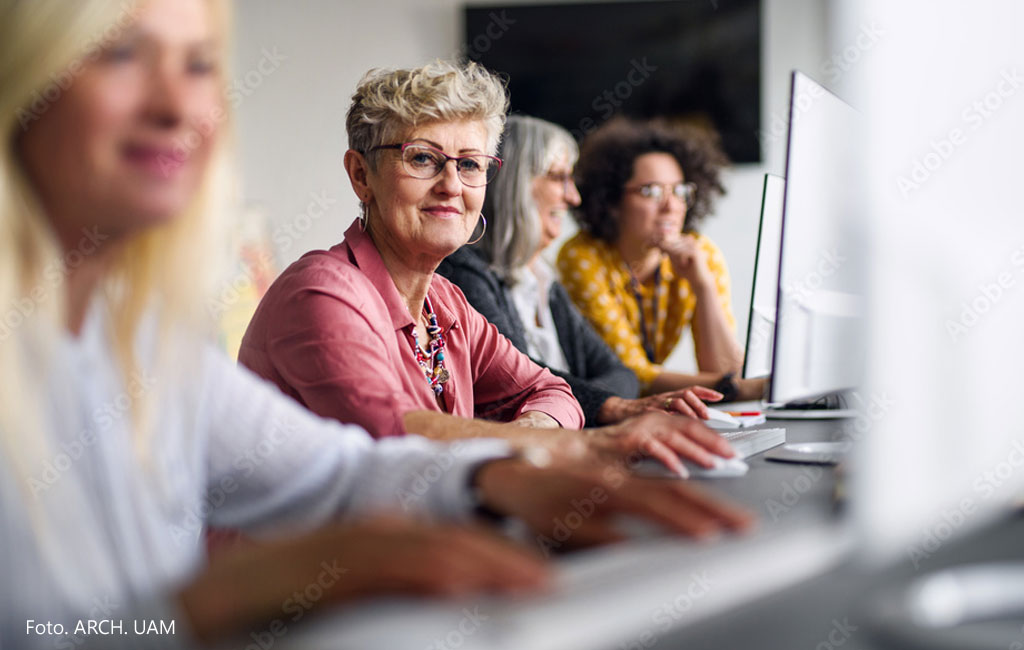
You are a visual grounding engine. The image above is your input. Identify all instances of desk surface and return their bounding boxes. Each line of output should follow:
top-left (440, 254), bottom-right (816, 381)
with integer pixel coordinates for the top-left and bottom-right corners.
top-left (655, 513), bottom-right (1024, 650)
top-left (267, 416), bottom-right (1024, 650)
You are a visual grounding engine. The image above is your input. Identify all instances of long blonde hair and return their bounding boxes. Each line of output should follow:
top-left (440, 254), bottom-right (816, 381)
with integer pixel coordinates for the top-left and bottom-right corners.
top-left (0, 0), bottom-right (235, 495)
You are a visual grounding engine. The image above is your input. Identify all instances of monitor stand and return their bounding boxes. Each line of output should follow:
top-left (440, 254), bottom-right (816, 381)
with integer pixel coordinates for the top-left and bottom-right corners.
top-left (763, 392), bottom-right (858, 419)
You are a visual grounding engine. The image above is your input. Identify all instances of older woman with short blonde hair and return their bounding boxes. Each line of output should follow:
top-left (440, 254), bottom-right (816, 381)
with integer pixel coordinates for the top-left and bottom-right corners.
top-left (241, 62), bottom-right (738, 475)
top-left (0, 5), bottom-right (749, 647)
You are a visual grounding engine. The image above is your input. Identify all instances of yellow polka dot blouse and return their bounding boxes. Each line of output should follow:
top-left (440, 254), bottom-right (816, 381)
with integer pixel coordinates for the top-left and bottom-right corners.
top-left (556, 231), bottom-right (736, 386)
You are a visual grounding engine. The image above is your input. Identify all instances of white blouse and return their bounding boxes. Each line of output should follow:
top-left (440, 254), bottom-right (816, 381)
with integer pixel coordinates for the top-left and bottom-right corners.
top-left (508, 261), bottom-right (569, 373)
top-left (0, 306), bottom-right (509, 649)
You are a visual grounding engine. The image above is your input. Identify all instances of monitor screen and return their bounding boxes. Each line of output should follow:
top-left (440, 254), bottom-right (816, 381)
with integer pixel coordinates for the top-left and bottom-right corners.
top-left (846, 0), bottom-right (1024, 561)
top-left (463, 0), bottom-right (762, 162)
top-left (769, 72), bottom-right (866, 405)
top-left (743, 173), bottom-right (785, 380)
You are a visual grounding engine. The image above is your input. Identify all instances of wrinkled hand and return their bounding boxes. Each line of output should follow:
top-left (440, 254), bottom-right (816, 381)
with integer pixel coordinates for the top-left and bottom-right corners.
top-left (180, 517), bottom-right (549, 643)
top-left (588, 411), bottom-right (735, 476)
top-left (324, 517), bottom-right (550, 598)
top-left (475, 459), bottom-right (754, 550)
top-left (636, 386), bottom-right (723, 419)
top-left (511, 425), bottom-right (591, 462)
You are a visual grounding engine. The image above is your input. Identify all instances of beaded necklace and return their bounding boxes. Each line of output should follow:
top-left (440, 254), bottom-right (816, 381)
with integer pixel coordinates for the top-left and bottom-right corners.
top-left (409, 295), bottom-right (450, 395)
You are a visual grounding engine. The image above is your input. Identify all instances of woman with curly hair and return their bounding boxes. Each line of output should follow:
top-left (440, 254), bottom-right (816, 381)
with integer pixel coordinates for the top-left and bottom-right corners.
top-left (558, 117), bottom-right (764, 401)
top-left (438, 115), bottom-right (728, 426)
top-left (241, 64), bottom-right (749, 475)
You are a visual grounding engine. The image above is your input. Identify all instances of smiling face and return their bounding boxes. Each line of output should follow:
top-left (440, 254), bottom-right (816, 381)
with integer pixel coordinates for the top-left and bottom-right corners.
top-left (360, 119), bottom-right (490, 269)
top-left (617, 152), bottom-right (688, 248)
top-left (531, 149), bottom-right (581, 254)
top-left (17, 0), bottom-right (223, 247)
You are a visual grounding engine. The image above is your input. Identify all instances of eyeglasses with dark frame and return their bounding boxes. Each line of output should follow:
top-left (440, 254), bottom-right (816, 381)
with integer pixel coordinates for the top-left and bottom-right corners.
top-left (624, 181), bottom-right (697, 205)
top-left (369, 142), bottom-right (503, 187)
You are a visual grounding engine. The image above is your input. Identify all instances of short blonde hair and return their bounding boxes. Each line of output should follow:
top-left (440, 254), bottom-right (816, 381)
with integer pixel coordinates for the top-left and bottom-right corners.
top-left (346, 60), bottom-right (508, 165)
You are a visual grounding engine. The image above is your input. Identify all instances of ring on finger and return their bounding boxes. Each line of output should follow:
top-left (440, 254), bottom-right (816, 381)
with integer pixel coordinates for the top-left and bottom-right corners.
top-left (664, 398), bottom-right (673, 410)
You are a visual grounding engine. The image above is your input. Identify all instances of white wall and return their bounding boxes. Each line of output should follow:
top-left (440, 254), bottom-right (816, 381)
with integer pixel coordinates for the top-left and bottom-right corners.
top-left (232, 0), bottom-right (829, 372)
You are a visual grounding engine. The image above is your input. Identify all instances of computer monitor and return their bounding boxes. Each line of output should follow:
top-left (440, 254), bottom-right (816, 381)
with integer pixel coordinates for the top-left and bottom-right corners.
top-left (742, 173), bottom-right (785, 380)
top-left (769, 71), bottom-right (866, 406)
top-left (846, 0), bottom-right (1024, 565)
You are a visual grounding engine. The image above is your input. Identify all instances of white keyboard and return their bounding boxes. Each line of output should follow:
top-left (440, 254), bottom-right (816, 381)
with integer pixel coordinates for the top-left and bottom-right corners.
top-left (721, 427), bottom-right (786, 459)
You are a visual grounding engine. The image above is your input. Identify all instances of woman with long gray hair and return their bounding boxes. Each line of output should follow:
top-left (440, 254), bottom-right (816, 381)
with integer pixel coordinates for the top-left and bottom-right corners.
top-left (438, 115), bottom-right (724, 427)
top-left (243, 65), bottom-right (742, 475)
top-left (0, 7), bottom-right (750, 647)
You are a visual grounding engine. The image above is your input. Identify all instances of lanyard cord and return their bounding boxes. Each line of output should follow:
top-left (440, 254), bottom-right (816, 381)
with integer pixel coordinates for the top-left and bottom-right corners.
top-left (628, 264), bottom-right (663, 363)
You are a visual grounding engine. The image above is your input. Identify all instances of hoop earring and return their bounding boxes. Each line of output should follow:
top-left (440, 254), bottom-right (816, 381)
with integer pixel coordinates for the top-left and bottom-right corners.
top-left (466, 214), bottom-right (487, 246)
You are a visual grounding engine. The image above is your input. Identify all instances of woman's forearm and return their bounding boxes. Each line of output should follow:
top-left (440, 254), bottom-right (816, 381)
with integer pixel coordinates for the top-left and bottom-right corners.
top-left (691, 284), bottom-right (744, 373)
top-left (512, 410), bottom-right (561, 428)
top-left (644, 370), bottom-right (725, 396)
top-left (177, 532), bottom-right (364, 645)
top-left (644, 371), bottom-right (766, 402)
top-left (402, 410), bottom-right (561, 442)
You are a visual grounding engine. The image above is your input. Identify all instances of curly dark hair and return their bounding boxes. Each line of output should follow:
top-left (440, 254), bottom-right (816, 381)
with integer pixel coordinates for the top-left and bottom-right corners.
top-left (574, 117), bottom-right (729, 243)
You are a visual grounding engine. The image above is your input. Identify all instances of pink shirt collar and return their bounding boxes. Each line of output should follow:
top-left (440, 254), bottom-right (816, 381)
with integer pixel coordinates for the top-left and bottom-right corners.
top-left (342, 222), bottom-right (459, 334)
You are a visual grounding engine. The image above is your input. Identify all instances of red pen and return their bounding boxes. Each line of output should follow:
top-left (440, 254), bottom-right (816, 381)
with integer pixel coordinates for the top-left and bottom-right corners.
top-left (725, 411), bottom-right (762, 417)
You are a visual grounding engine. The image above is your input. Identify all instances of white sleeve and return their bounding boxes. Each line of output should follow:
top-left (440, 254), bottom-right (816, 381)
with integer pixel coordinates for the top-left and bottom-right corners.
top-left (199, 348), bottom-right (511, 533)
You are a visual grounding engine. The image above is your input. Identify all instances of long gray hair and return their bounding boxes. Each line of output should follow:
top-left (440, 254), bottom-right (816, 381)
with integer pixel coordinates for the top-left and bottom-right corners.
top-left (476, 115), bottom-right (578, 280)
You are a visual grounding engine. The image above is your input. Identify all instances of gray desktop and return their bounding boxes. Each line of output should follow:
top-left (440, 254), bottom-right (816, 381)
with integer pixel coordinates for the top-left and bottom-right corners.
top-left (262, 7), bottom-right (1024, 641)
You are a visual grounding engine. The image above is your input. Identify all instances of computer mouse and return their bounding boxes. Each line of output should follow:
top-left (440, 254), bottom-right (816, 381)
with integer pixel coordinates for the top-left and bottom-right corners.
top-left (684, 455), bottom-right (750, 478)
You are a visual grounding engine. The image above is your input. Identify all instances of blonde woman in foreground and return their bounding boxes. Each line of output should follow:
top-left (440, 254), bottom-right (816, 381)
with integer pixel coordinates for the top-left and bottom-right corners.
top-left (0, 1), bottom-right (752, 648)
